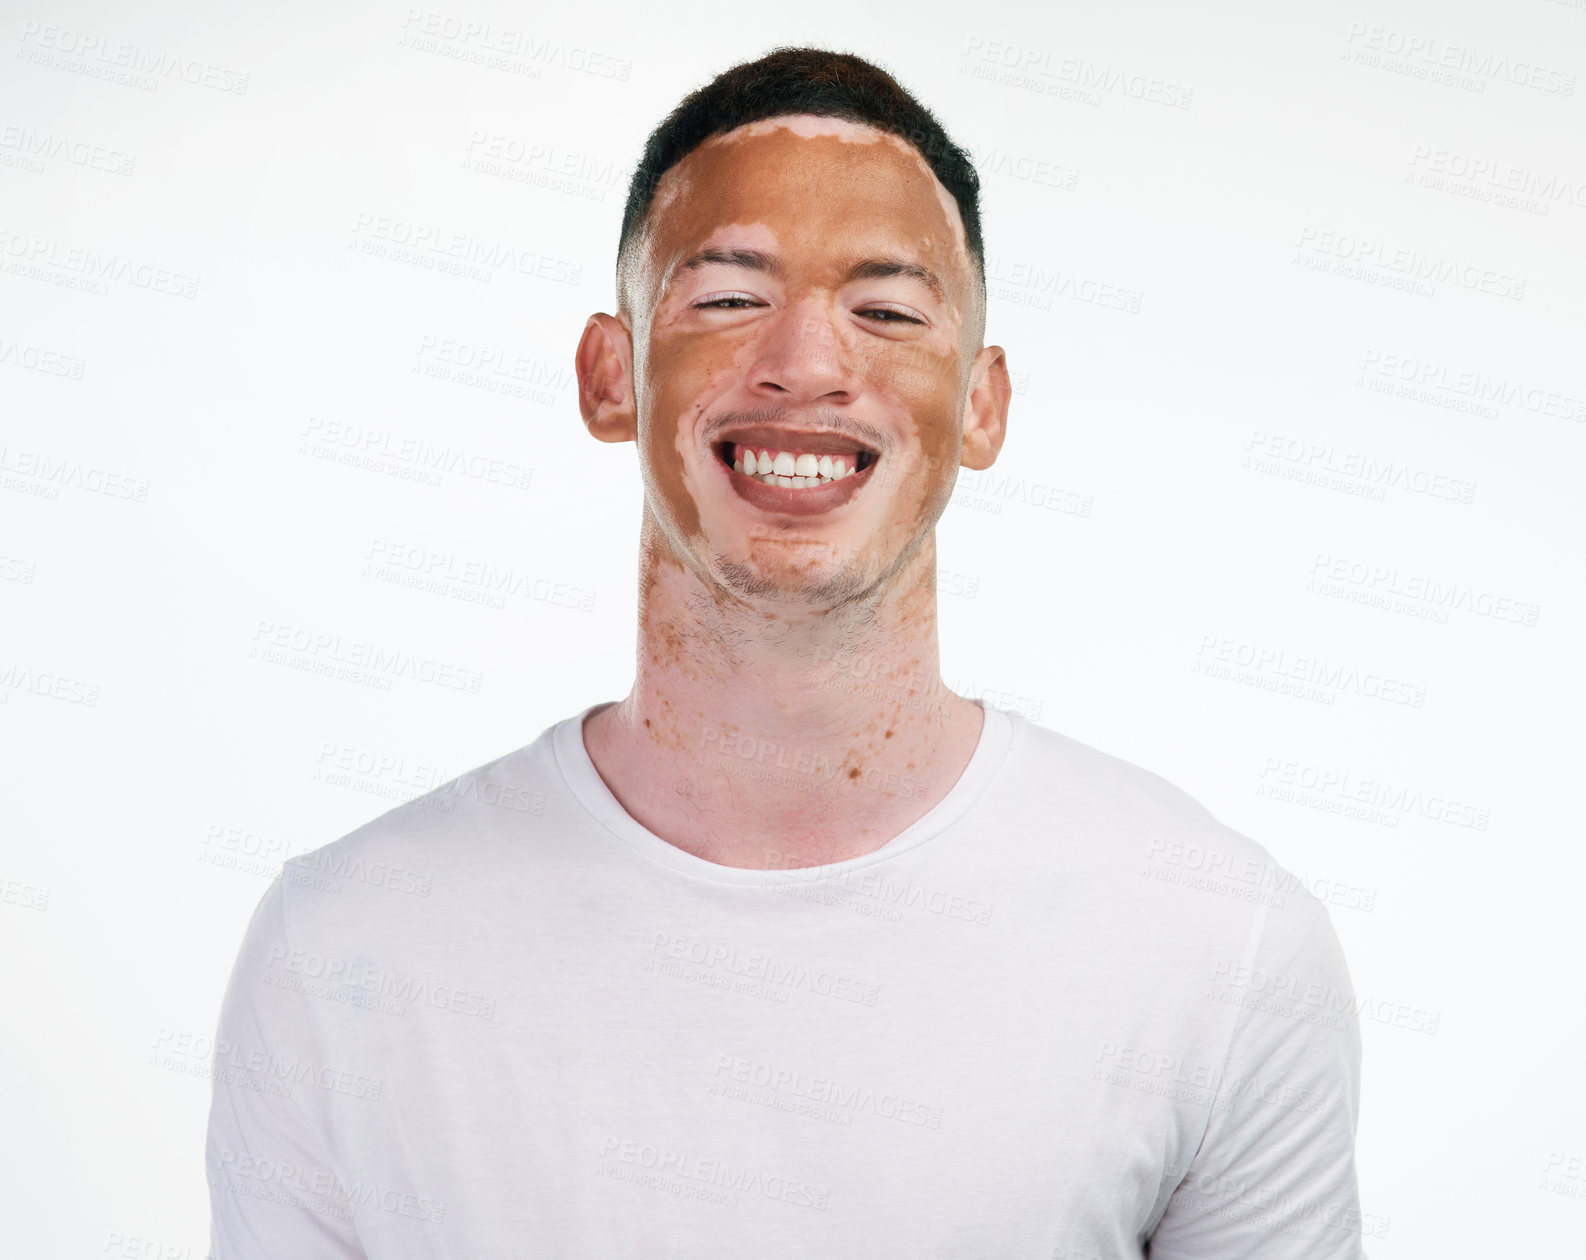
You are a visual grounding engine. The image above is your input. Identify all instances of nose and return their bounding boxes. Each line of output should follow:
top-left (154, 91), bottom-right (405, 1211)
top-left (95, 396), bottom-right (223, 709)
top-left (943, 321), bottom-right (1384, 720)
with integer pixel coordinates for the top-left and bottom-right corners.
top-left (746, 299), bottom-right (860, 407)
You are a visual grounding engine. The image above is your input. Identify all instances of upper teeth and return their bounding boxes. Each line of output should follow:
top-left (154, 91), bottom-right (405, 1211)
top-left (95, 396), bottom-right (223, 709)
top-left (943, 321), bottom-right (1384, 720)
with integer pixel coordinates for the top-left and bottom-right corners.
top-left (730, 444), bottom-right (862, 487)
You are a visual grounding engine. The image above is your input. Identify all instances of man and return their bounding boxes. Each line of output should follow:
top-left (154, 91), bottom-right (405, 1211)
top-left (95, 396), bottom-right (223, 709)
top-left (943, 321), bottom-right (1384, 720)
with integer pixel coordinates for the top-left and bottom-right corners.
top-left (207, 47), bottom-right (1366, 1259)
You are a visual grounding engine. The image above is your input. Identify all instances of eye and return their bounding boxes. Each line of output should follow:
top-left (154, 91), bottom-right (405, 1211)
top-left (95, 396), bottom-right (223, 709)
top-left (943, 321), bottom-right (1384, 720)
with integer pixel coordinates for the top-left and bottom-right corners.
top-left (692, 292), bottom-right (766, 310)
top-left (858, 305), bottom-right (926, 326)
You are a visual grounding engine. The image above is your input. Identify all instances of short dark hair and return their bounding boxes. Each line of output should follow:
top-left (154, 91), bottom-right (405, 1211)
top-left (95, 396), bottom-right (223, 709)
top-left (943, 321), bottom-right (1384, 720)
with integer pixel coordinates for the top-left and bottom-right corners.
top-left (617, 46), bottom-right (985, 304)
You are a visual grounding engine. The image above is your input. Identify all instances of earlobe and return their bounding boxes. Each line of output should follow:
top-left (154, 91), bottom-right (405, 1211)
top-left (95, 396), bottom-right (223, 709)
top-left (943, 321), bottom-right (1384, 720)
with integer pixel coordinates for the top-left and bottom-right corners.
top-left (575, 314), bottom-right (638, 443)
top-left (960, 345), bottom-right (1012, 471)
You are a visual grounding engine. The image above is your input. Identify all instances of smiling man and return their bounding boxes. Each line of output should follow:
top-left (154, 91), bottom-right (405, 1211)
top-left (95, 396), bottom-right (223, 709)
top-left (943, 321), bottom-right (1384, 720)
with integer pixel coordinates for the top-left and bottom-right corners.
top-left (207, 47), bottom-right (1367, 1260)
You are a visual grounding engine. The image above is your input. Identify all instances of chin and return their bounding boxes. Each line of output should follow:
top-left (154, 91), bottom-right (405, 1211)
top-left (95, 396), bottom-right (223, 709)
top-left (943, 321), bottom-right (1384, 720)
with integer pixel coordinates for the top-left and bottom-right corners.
top-left (713, 552), bottom-right (879, 608)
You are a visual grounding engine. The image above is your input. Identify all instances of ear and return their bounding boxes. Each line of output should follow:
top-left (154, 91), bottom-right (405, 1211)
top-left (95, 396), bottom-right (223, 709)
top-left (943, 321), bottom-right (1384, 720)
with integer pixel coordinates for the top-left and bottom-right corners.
top-left (575, 313), bottom-right (637, 443)
top-left (960, 344), bottom-right (1011, 471)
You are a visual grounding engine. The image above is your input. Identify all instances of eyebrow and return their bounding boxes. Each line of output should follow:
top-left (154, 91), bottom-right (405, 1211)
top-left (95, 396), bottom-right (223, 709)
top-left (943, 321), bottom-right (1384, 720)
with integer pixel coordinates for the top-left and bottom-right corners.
top-left (677, 248), bottom-right (946, 302)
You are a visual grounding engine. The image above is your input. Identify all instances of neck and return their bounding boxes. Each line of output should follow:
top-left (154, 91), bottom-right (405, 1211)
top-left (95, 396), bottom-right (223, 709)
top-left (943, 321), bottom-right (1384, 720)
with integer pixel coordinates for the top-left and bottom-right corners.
top-left (584, 510), bottom-right (983, 869)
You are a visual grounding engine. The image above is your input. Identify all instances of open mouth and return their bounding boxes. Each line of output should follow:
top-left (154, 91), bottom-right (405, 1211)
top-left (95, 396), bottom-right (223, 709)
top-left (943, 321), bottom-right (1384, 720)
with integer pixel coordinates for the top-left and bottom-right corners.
top-left (710, 432), bottom-right (880, 516)
top-left (711, 440), bottom-right (875, 486)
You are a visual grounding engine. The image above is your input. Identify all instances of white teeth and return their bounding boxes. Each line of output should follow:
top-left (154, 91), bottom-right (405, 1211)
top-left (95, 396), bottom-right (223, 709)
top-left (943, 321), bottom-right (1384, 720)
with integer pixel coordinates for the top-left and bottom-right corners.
top-left (728, 443), bottom-right (867, 487)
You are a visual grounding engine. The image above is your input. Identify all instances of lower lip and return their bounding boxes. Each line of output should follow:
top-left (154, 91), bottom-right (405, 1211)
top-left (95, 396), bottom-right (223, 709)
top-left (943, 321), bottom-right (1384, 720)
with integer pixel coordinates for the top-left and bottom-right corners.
top-left (718, 454), bottom-right (877, 517)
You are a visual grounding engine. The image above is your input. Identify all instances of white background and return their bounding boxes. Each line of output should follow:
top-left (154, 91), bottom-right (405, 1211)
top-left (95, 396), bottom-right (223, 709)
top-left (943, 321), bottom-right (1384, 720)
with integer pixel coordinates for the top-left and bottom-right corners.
top-left (2, 0), bottom-right (1582, 1255)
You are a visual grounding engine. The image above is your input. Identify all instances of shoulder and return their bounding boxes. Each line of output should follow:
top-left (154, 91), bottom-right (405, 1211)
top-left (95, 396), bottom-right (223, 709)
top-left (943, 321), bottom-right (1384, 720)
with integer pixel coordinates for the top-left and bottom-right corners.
top-left (1009, 714), bottom-right (1227, 826)
top-left (1003, 711), bottom-right (1345, 958)
top-left (1006, 713), bottom-right (1271, 870)
top-left (272, 729), bottom-right (561, 944)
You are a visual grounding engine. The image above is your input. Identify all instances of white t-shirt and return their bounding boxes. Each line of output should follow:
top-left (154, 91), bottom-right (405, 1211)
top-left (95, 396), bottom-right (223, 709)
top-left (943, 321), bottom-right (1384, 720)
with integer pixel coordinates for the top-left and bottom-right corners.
top-left (206, 699), bottom-right (1367, 1259)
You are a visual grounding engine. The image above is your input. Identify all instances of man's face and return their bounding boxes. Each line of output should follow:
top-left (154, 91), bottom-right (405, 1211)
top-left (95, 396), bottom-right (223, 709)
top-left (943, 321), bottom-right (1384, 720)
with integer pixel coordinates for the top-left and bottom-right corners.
top-left (622, 114), bottom-right (990, 610)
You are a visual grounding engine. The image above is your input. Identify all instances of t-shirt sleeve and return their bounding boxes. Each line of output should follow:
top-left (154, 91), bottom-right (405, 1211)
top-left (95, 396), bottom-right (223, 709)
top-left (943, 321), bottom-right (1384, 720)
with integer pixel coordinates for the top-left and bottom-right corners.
top-left (205, 876), bottom-right (369, 1259)
top-left (1146, 888), bottom-right (1369, 1259)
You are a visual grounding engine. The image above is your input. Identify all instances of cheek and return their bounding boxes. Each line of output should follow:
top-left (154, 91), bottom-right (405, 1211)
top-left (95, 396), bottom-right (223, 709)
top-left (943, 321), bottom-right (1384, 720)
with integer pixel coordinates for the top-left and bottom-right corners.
top-left (640, 333), bottom-right (754, 530)
top-left (644, 333), bottom-right (744, 448)
top-left (858, 342), bottom-right (962, 476)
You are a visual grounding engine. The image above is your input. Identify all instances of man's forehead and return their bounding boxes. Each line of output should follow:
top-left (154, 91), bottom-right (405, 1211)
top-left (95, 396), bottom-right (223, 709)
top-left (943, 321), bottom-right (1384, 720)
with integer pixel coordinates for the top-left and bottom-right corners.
top-left (642, 114), bottom-right (969, 271)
